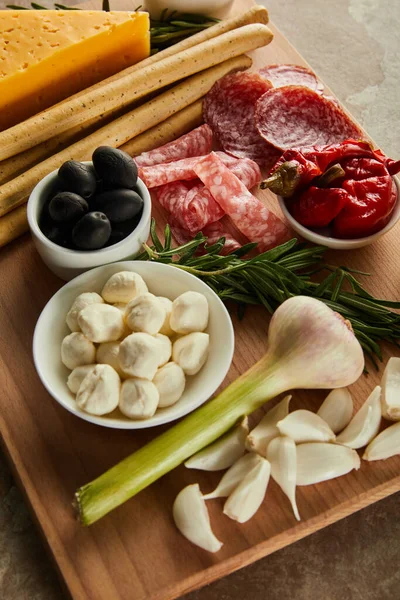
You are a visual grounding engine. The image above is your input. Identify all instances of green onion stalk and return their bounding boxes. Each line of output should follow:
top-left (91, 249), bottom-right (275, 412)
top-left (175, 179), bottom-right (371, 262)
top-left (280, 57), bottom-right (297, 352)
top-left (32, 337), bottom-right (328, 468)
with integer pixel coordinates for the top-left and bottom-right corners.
top-left (75, 296), bottom-right (364, 525)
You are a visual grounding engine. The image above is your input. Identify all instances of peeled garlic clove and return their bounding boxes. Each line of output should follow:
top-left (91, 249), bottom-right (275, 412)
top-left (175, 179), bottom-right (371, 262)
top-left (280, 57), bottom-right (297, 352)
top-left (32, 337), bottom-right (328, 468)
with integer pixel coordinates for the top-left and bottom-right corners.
top-left (363, 421), bottom-right (400, 461)
top-left (336, 386), bottom-right (381, 449)
top-left (277, 409), bottom-right (336, 443)
top-left (185, 418), bottom-right (249, 471)
top-left (296, 442), bottom-right (360, 486)
top-left (203, 453), bottom-right (264, 500)
top-left (173, 484), bottom-right (222, 553)
top-left (380, 357), bottom-right (400, 421)
top-left (317, 388), bottom-right (353, 434)
top-left (246, 395), bottom-right (291, 455)
top-left (223, 458), bottom-right (270, 523)
top-left (266, 436), bottom-right (299, 521)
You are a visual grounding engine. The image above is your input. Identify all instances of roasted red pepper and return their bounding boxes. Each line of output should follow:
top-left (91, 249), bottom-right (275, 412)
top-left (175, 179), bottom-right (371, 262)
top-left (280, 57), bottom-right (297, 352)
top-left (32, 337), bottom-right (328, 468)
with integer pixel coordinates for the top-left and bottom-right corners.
top-left (290, 187), bottom-right (349, 228)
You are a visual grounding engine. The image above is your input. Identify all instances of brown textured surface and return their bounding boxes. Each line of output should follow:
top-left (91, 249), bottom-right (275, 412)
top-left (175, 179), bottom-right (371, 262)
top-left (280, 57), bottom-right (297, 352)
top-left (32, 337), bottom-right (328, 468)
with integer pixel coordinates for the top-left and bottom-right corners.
top-left (0, 0), bottom-right (399, 599)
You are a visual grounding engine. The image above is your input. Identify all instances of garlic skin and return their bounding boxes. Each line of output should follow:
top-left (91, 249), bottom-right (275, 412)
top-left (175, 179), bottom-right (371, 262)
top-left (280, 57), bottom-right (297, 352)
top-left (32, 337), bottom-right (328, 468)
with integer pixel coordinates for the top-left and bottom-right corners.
top-left (246, 395), bottom-right (291, 455)
top-left (363, 421), bottom-right (400, 461)
top-left (296, 442), bottom-right (360, 486)
top-left (277, 409), bottom-right (336, 443)
top-left (78, 304), bottom-right (124, 343)
top-left (66, 292), bottom-right (104, 332)
top-left (101, 271), bottom-right (148, 304)
top-left (158, 297), bottom-right (174, 337)
top-left (266, 436), bottom-right (299, 521)
top-left (119, 332), bottom-right (161, 380)
top-left (185, 418), bottom-right (249, 471)
top-left (336, 386), bottom-right (381, 449)
top-left (119, 378), bottom-right (159, 420)
top-left (223, 457), bottom-right (271, 523)
top-left (125, 293), bottom-right (166, 335)
top-left (172, 332), bottom-right (210, 375)
top-left (170, 291), bottom-right (209, 334)
top-left (203, 453), bottom-right (264, 500)
top-left (173, 484), bottom-right (223, 553)
top-left (317, 388), bottom-right (353, 434)
top-left (380, 357), bottom-right (400, 421)
top-left (61, 332), bottom-right (96, 370)
top-left (153, 362), bottom-right (185, 407)
top-left (96, 342), bottom-right (127, 378)
top-left (67, 364), bottom-right (96, 394)
top-left (76, 364), bottom-right (120, 416)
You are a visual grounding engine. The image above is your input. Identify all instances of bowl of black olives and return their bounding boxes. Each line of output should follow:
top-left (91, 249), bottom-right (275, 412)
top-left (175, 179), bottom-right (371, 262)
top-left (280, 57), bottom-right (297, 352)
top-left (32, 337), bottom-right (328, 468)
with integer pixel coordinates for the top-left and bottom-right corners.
top-left (27, 147), bottom-right (151, 281)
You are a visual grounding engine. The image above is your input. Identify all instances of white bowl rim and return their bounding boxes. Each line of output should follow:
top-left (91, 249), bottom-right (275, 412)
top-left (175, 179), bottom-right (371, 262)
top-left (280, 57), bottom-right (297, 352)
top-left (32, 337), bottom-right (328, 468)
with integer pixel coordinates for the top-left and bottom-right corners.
top-left (32, 261), bottom-right (235, 430)
top-left (27, 161), bottom-right (151, 258)
top-left (278, 176), bottom-right (400, 249)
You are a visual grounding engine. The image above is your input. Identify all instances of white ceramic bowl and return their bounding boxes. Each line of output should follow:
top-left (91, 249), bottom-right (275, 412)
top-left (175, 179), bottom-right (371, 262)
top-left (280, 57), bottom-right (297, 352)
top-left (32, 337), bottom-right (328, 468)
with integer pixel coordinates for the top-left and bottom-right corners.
top-left (27, 162), bottom-right (151, 281)
top-left (278, 177), bottom-right (400, 249)
top-left (33, 261), bottom-right (235, 430)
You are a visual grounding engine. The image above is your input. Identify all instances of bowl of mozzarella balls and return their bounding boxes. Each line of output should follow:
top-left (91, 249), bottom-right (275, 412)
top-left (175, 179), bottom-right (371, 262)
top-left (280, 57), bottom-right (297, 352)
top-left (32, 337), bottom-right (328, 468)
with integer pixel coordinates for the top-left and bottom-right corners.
top-left (33, 261), bottom-right (235, 429)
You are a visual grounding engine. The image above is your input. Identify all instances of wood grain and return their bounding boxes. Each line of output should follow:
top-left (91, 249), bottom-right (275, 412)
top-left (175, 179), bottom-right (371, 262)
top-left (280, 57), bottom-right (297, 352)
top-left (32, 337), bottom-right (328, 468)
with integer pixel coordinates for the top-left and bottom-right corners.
top-left (0, 1), bottom-right (399, 599)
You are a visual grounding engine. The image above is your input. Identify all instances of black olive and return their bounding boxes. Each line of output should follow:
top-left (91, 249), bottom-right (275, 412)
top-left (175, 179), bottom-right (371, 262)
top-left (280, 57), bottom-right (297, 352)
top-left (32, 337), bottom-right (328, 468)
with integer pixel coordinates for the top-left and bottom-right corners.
top-left (48, 191), bottom-right (88, 223)
top-left (72, 212), bottom-right (111, 250)
top-left (93, 189), bottom-right (143, 223)
top-left (40, 219), bottom-right (69, 246)
top-left (104, 230), bottom-right (126, 247)
top-left (92, 146), bottom-right (138, 189)
top-left (58, 161), bottom-right (97, 199)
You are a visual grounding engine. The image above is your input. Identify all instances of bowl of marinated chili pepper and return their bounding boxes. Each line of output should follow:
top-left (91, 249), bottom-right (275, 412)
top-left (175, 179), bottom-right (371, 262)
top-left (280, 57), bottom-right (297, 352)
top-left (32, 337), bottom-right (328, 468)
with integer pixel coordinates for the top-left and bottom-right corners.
top-left (261, 140), bottom-right (400, 249)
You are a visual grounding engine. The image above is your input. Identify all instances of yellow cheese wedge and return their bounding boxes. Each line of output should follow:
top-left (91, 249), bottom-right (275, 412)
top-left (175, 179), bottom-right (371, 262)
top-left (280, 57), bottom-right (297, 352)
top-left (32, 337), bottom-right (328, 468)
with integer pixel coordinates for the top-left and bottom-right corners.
top-left (0, 10), bottom-right (150, 131)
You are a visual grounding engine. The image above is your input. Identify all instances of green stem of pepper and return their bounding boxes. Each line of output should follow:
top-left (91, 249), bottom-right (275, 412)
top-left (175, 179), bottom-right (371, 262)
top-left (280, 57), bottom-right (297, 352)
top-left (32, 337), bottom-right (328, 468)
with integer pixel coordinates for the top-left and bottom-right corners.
top-left (260, 161), bottom-right (302, 197)
top-left (315, 163), bottom-right (345, 188)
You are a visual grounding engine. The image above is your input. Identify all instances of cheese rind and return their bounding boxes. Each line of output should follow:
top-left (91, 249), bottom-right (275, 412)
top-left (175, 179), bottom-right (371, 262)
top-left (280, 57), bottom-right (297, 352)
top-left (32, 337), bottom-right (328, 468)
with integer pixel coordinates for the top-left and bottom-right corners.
top-left (0, 10), bottom-right (150, 130)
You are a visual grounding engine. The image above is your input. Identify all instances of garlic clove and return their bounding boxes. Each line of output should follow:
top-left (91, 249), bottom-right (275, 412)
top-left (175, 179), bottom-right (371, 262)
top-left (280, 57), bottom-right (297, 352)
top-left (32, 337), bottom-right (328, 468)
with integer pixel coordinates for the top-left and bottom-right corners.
top-left (380, 357), bottom-right (400, 421)
top-left (277, 409), bottom-right (336, 443)
top-left (363, 421), bottom-right (400, 461)
top-left (317, 388), bottom-right (353, 434)
top-left (173, 484), bottom-right (222, 553)
top-left (296, 442), bottom-right (360, 486)
top-left (203, 453), bottom-right (264, 500)
top-left (185, 418), bottom-right (249, 471)
top-left (246, 395), bottom-right (291, 456)
top-left (336, 386), bottom-right (381, 449)
top-left (266, 436), bottom-right (300, 521)
top-left (223, 457), bottom-right (271, 523)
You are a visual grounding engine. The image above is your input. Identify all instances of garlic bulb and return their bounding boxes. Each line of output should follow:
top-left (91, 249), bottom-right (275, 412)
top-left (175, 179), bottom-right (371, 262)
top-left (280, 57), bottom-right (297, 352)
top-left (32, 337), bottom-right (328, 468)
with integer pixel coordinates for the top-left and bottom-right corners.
top-left (266, 436), bottom-right (299, 521)
top-left (173, 484), bottom-right (222, 553)
top-left (223, 457), bottom-right (270, 523)
top-left (317, 388), bottom-right (353, 434)
top-left (277, 409), bottom-right (336, 443)
top-left (185, 418), bottom-right (249, 471)
top-left (336, 386), bottom-right (381, 449)
top-left (246, 395), bottom-right (291, 455)
top-left (363, 421), bottom-right (400, 461)
top-left (203, 453), bottom-right (264, 500)
top-left (296, 442), bottom-right (360, 485)
top-left (380, 357), bottom-right (400, 421)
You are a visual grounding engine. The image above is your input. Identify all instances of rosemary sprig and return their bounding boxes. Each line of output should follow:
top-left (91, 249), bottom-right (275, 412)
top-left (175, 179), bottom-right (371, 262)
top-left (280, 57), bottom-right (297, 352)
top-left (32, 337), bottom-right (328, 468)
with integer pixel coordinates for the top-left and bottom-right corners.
top-left (137, 220), bottom-right (400, 367)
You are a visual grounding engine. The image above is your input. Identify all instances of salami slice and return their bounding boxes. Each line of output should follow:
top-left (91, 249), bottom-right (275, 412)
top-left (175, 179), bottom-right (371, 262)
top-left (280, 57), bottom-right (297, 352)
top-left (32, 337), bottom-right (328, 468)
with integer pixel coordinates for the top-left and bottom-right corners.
top-left (203, 72), bottom-right (281, 168)
top-left (255, 86), bottom-right (364, 151)
top-left (168, 215), bottom-right (241, 255)
top-left (193, 153), bottom-right (291, 251)
top-left (139, 152), bottom-right (261, 189)
top-left (258, 64), bottom-right (323, 91)
top-left (134, 124), bottom-right (213, 167)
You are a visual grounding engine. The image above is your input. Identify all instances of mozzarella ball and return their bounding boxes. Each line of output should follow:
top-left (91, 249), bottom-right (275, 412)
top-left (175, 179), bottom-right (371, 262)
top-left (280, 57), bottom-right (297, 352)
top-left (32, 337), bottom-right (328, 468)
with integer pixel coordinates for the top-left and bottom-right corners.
top-left (66, 292), bottom-right (104, 332)
top-left (154, 333), bottom-right (172, 366)
top-left (119, 379), bottom-right (159, 419)
top-left (125, 293), bottom-right (166, 335)
top-left (61, 332), bottom-right (96, 370)
top-left (153, 362), bottom-right (185, 407)
top-left (78, 304), bottom-right (124, 343)
top-left (113, 303), bottom-right (131, 339)
top-left (101, 271), bottom-right (148, 304)
top-left (172, 332), bottom-right (209, 375)
top-left (96, 342), bottom-right (127, 378)
top-left (158, 297), bottom-right (174, 336)
top-left (170, 291), bottom-right (209, 334)
top-left (67, 364), bottom-right (96, 394)
top-left (76, 364), bottom-right (120, 416)
top-left (119, 332), bottom-right (161, 380)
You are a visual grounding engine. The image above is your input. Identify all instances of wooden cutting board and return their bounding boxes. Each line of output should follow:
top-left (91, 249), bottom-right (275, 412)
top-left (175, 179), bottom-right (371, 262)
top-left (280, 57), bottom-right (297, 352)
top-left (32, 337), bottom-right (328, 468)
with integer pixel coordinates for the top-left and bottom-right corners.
top-left (0, 1), bottom-right (399, 599)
